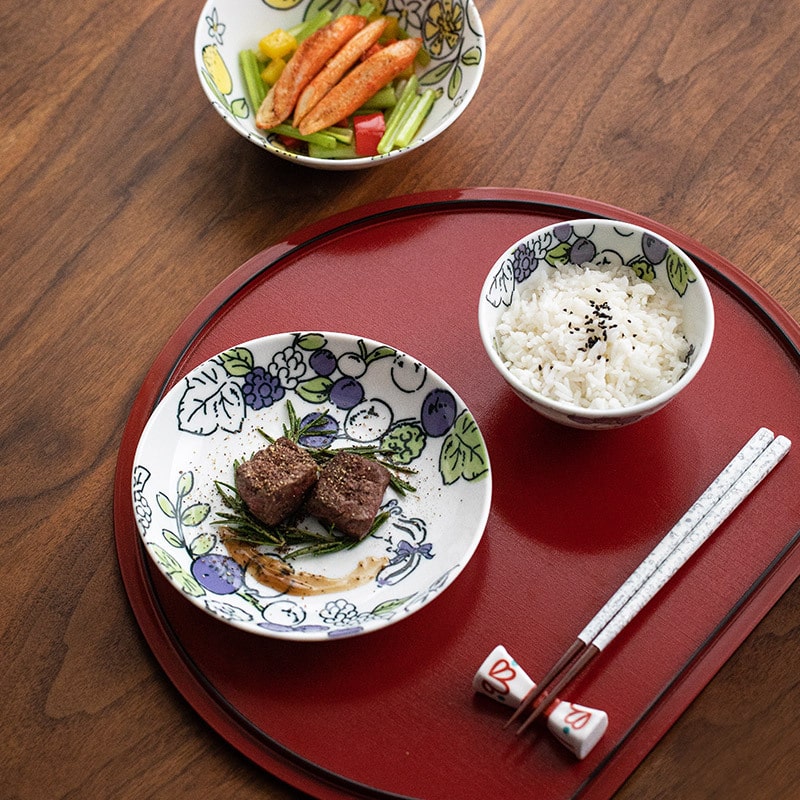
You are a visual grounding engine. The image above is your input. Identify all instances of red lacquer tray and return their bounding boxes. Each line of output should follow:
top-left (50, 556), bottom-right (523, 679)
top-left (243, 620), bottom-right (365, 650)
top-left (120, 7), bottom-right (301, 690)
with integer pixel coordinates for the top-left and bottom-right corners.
top-left (113, 188), bottom-right (800, 800)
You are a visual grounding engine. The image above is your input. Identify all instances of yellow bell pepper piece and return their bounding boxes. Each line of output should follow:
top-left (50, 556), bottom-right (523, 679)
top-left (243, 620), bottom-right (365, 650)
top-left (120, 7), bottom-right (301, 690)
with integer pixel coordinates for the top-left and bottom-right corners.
top-left (261, 57), bottom-right (287, 86)
top-left (381, 16), bottom-right (401, 42)
top-left (259, 29), bottom-right (297, 61)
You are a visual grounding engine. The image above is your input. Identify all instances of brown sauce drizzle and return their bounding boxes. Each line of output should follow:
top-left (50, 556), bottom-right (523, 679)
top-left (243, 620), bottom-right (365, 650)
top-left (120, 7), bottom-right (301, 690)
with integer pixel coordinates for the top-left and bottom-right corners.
top-left (221, 532), bottom-right (388, 596)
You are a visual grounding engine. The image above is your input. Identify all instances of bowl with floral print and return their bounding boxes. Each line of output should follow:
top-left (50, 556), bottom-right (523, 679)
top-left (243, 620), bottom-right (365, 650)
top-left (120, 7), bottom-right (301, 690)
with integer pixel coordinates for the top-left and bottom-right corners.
top-left (478, 219), bottom-right (715, 429)
top-left (194, 0), bottom-right (485, 169)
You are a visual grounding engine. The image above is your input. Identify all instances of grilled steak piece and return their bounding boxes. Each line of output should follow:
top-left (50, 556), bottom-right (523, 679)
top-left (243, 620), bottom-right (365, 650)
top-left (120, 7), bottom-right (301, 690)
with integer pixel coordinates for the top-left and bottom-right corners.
top-left (305, 452), bottom-right (391, 539)
top-left (235, 437), bottom-right (319, 526)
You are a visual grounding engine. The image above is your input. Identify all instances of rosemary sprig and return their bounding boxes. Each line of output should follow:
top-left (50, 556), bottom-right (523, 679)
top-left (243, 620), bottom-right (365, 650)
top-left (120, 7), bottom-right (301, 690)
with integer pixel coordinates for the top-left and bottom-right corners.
top-left (286, 510), bottom-right (391, 558)
top-left (212, 482), bottom-right (391, 559)
top-left (212, 400), bottom-right (415, 559)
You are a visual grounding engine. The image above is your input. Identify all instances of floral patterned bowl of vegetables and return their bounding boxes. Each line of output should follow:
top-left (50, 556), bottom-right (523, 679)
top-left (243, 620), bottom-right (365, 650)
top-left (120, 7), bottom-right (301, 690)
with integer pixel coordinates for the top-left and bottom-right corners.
top-left (195, 0), bottom-right (485, 169)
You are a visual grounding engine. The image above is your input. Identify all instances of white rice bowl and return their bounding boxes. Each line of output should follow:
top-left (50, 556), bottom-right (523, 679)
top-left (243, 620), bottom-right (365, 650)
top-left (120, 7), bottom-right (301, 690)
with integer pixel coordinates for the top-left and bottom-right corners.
top-left (496, 263), bottom-right (689, 410)
top-left (478, 218), bottom-right (715, 429)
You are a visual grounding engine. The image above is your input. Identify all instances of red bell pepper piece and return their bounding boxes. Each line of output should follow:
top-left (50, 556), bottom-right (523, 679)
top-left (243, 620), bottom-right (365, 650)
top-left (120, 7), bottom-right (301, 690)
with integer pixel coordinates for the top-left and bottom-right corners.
top-left (277, 134), bottom-right (301, 150)
top-left (353, 112), bottom-right (386, 157)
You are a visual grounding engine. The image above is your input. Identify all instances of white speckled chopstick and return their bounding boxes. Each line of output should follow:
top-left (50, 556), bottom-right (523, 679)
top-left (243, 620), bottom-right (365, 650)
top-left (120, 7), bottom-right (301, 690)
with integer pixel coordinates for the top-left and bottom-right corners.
top-left (509, 427), bottom-right (791, 734)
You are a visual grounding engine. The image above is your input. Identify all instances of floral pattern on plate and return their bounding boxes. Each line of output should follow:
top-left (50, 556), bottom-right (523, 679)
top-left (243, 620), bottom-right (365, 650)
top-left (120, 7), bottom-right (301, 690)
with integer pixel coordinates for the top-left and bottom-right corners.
top-left (132, 332), bottom-right (491, 640)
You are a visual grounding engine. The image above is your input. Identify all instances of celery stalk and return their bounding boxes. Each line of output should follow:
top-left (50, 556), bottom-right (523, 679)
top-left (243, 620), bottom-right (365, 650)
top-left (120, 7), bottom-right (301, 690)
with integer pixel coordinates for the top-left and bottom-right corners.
top-left (239, 49), bottom-right (266, 109)
top-left (376, 75), bottom-right (418, 154)
top-left (354, 84), bottom-right (397, 113)
top-left (289, 10), bottom-right (333, 42)
top-left (393, 89), bottom-right (436, 148)
top-left (334, 1), bottom-right (358, 17)
top-left (326, 126), bottom-right (355, 145)
top-left (268, 123), bottom-right (337, 149)
top-left (308, 142), bottom-right (358, 159)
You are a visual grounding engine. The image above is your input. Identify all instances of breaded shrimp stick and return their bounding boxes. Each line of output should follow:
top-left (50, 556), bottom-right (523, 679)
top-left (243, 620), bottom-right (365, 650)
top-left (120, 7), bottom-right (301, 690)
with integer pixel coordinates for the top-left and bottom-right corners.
top-left (293, 17), bottom-right (388, 127)
top-left (256, 15), bottom-right (367, 129)
top-left (298, 38), bottom-right (421, 135)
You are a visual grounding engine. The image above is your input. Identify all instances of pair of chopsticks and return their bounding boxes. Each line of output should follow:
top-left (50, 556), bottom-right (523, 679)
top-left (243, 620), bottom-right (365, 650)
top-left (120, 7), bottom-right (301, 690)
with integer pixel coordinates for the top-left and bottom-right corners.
top-left (508, 426), bottom-right (791, 735)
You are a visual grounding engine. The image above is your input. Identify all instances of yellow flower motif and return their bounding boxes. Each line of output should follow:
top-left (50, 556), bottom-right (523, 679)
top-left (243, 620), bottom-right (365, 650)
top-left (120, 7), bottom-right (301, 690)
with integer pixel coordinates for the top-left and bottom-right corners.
top-left (263, 0), bottom-right (303, 7)
top-left (202, 44), bottom-right (232, 96)
top-left (424, 0), bottom-right (464, 58)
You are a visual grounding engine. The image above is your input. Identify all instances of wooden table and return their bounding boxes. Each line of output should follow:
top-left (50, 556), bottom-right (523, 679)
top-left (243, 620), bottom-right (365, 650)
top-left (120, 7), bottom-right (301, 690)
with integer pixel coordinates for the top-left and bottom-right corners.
top-left (4, 0), bottom-right (799, 797)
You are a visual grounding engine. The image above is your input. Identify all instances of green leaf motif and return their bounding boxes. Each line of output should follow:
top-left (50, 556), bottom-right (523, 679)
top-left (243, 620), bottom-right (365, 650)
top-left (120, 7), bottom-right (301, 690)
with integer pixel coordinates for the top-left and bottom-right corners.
top-left (381, 422), bottom-right (426, 465)
top-left (150, 545), bottom-right (205, 596)
top-left (627, 258), bottom-right (656, 282)
top-left (448, 64), bottom-right (463, 100)
top-left (462, 45), bottom-right (482, 66)
top-left (171, 570), bottom-right (206, 598)
top-left (231, 97), bottom-right (248, 119)
top-left (181, 502), bottom-right (211, 527)
top-left (189, 532), bottom-right (216, 557)
top-left (365, 345), bottom-right (396, 364)
top-left (439, 411), bottom-right (489, 485)
top-left (219, 347), bottom-right (255, 376)
top-left (156, 492), bottom-right (176, 518)
top-left (296, 375), bottom-right (333, 403)
top-left (162, 528), bottom-right (184, 549)
top-left (296, 333), bottom-right (327, 351)
top-left (150, 544), bottom-right (182, 573)
top-left (666, 250), bottom-right (696, 296)
top-left (545, 242), bottom-right (571, 266)
top-left (177, 471), bottom-right (194, 497)
top-left (372, 595), bottom-right (413, 616)
top-left (420, 60), bottom-right (454, 86)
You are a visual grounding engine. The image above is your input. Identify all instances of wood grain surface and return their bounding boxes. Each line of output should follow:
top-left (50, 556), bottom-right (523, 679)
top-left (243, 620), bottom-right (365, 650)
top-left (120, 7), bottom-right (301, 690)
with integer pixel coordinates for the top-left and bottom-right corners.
top-left (2, 0), bottom-right (798, 798)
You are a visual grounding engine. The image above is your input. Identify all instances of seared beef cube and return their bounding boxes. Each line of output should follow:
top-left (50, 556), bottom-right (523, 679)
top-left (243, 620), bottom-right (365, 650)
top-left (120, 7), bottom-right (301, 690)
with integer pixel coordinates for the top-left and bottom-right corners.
top-left (235, 437), bottom-right (318, 526)
top-left (305, 452), bottom-right (391, 539)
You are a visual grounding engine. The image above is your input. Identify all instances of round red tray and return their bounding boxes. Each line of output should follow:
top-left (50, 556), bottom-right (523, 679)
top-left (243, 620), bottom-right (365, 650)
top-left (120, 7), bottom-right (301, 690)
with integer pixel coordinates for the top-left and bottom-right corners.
top-left (114, 188), bottom-right (800, 800)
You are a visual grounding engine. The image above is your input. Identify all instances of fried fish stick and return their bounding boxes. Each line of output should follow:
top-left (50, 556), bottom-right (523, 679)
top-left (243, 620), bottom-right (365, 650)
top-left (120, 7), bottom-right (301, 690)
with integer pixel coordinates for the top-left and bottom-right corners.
top-left (298, 38), bottom-right (421, 135)
top-left (256, 15), bottom-right (367, 130)
top-left (256, 85), bottom-right (277, 129)
top-left (293, 17), bottom-right (388, 127)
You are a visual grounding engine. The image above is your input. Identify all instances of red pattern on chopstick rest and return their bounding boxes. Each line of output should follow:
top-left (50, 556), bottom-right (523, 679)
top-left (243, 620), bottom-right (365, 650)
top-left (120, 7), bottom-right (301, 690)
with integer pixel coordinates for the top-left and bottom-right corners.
top-left (481, 658), bottom-right (517, 697)
top-left (563, 703), bottom-right (593, 731)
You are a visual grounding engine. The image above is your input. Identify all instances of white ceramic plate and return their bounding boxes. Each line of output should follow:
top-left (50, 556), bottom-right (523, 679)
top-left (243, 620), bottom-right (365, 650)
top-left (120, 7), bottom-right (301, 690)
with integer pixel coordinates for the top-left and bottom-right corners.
top-left (132, 332), bottom-right (491, 640)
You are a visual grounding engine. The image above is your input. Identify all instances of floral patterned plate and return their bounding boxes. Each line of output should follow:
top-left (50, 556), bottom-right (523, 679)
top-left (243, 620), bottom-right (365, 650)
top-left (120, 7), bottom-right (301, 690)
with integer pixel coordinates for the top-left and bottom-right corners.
top-left (132, 332), bottom-right (492, 641)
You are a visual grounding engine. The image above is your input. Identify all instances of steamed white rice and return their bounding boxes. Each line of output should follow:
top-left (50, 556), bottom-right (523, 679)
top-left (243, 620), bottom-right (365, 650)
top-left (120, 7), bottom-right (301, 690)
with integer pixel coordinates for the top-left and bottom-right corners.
top-left (496, 264), bottom-right (689, 410)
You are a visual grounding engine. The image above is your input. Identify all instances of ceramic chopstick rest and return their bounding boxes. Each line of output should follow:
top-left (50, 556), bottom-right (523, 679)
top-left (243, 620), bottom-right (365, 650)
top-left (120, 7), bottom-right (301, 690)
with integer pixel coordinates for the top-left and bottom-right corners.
top-left (473, 645), bottom-right (608, 760)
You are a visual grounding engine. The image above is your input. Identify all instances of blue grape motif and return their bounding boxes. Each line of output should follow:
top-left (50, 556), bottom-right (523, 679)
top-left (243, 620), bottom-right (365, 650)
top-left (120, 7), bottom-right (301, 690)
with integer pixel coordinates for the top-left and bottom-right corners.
top-left (553, 223), bottom-right (572, 242)
top-left (309, 348), bottom-right (337, 376)
top-left (191, 554), bottom-right (244, 594)
top-left (330, 376), bottom-right (365, 409)
top-left (242, 366), bottom-right (285, 410)
top-left (513, 240), bottom-right (539, 282)
top-left (569, 237), bottom-right (596, 265)
top-left (642, 233), bottom-right (668, 264)
top-left (298, 412), bottom-right (338, 448)
top-left (421, 388), bottom-right (457, 437)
